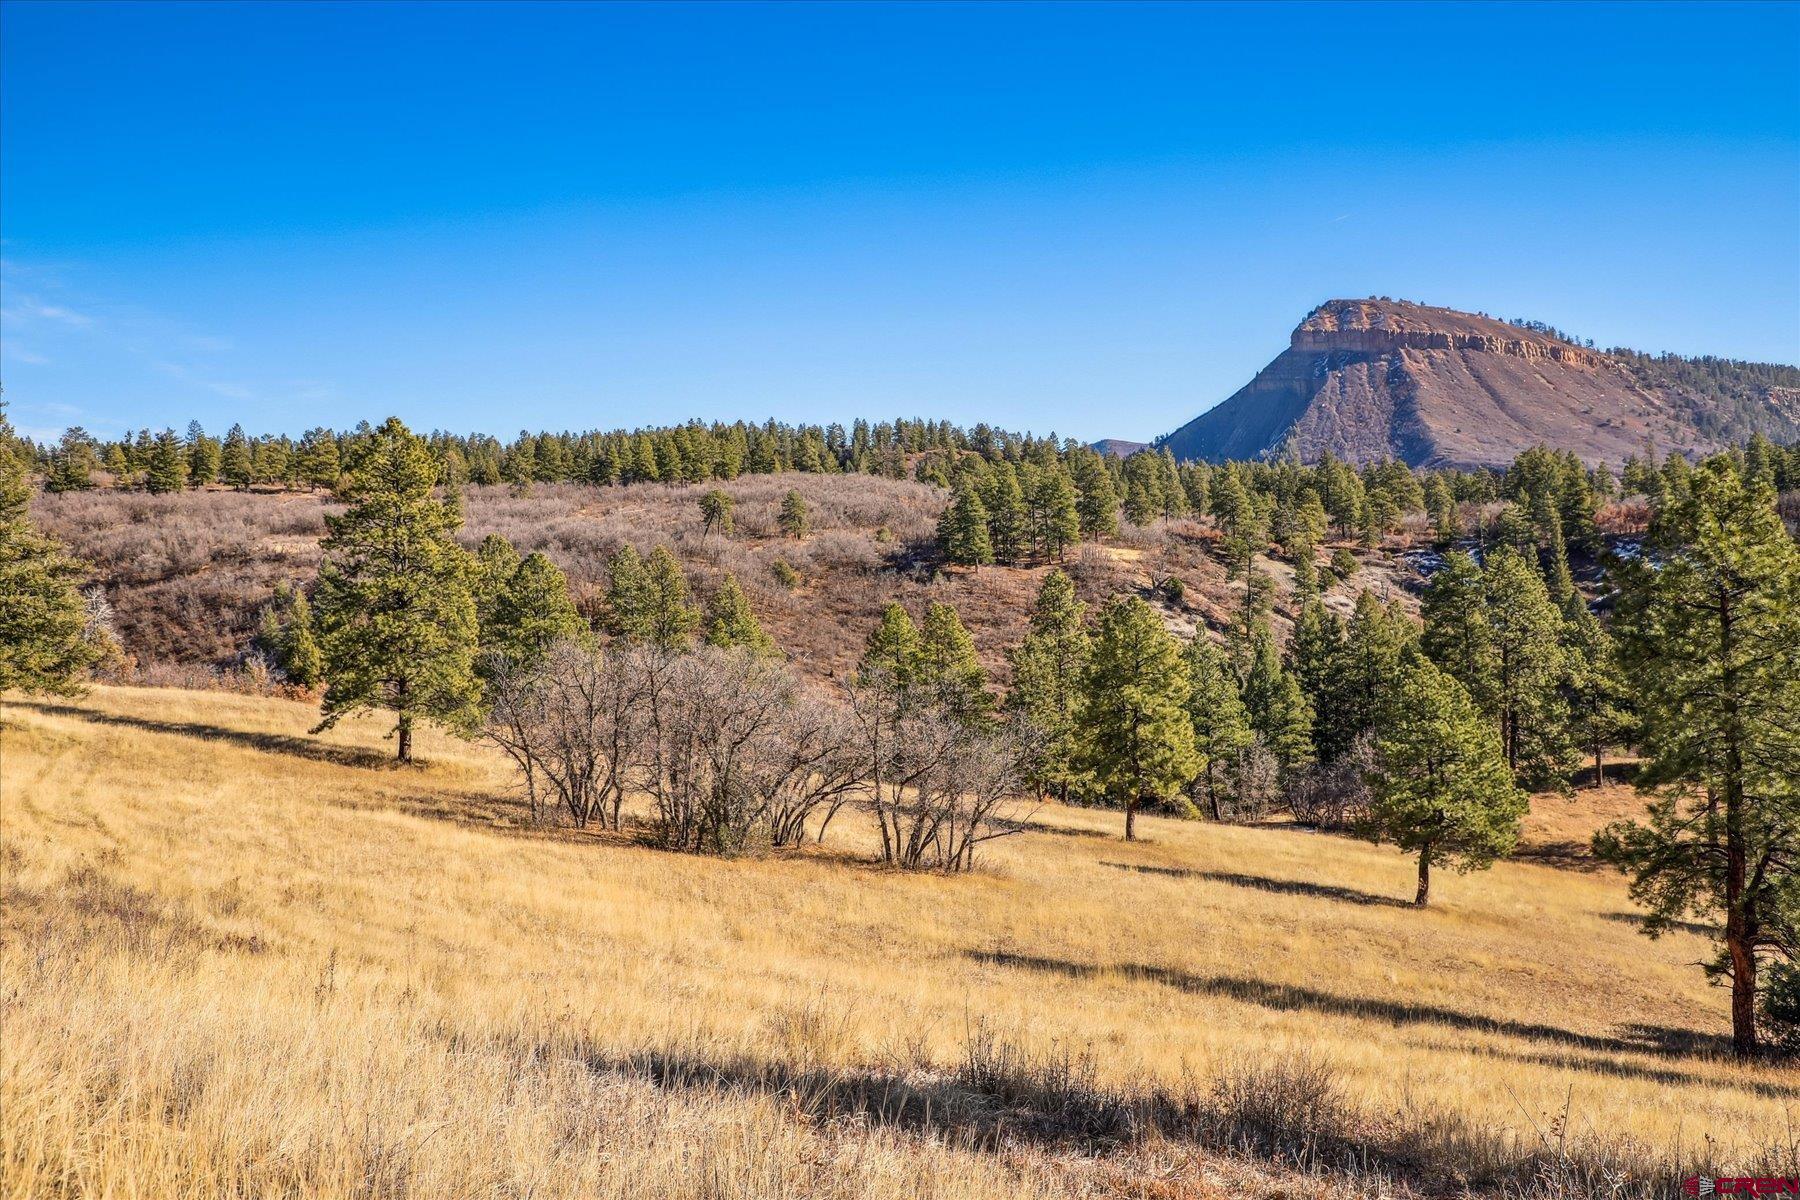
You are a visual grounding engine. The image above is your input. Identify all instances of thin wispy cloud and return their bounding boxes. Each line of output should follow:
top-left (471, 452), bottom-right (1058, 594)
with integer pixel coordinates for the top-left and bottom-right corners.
top-left (0, 261), bottom-right (337, 419)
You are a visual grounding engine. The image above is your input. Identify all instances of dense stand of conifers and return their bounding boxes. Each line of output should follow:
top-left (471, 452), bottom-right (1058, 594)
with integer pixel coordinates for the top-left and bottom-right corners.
top-left (2, 403), bottom-right (1796, 1059)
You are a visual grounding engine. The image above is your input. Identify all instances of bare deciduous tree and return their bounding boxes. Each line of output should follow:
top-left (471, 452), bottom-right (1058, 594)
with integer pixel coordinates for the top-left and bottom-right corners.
top-left (847, 674), bottom-right (1034, 871)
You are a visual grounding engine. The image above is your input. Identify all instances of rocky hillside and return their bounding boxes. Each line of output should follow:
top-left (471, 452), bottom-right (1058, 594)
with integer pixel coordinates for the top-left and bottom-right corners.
top-left (1159, 299), bottom-right (1799, 468)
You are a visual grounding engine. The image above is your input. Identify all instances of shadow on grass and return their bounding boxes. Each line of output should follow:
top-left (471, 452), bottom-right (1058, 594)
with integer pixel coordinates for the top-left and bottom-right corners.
top-left (13, 701), bottom-right (400, 770)
top-left (969, 950), bottom-right (1730, 1064)
top-left (1458, 1043), bottom-right (1794, 1100)
top-left (1103, 862), bottom-right (1411, 909)
top-left (8, 699), bottom-right (615, 845)
top-left (489, 1027), bottom-right (1726, 1197)
top-left (1601, 911), bottom-right (1719, 939)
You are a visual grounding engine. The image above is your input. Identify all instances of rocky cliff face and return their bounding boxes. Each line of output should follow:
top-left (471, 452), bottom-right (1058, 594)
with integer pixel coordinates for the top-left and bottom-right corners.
top-left (1158, 299), bottom-right (1792, 468)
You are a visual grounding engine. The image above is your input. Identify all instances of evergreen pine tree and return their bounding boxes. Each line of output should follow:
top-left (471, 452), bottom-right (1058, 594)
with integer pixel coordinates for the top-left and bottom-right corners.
top-left (642, 546), bottom-right (700, 650)
top-left (1007, 570), bottom-right (1091, 801)
top-left (300, 428), bottom-right (341, 491)
top-left (257, 580), bottom-right (324, 689)
top-left (145, 430), bottom-right (188, 494)
top-left (1241, 628), bottom-right (1313, 783)
top-left (778, 489), bottom-right (810, 538)
top-left (1031, 466), bottom-right (1081, 561)
top-left (312, 417), bottom-right (481, 761)
top-left (1483, 547), bottom-right (1574, 788)
top-left (1595, 461), bottom-right (1800, 1058)
top-left (1560, 599), bottom-right (1630, 787)
top-left (1071, 452), bottom-right (1119, 539)
top-left (485, 551), bottom-right (588, 672)
top-left (918, 600), bottom-right (992, 725)
top-left (220, 425), bottom-right (253, 489)
top-left (1077, 596), bottom-right (1198, 840)
top-left (1420, 551), bottom-right (1496, 716)
top-left (937, 476), bottom-right (994, 567)
top-left (185, 427), bottom-right (221, 488)
top-left (1288, 597), bottom-right (1345, 743)
top-left (0, 430), bottom-right (103, 695)
top-left (705, 573), bottom-right (777, 657)
top-left (860, 601), bottom-right (922, 691)
top-left (1367, 650), bottom-right (1525, 906)
top-left (1184, 636), bottom-right (1254, 819)
top-left (47, 429), bottom-right (97, 492)
top-left (698, 489), bottom-right (735, 538)
top-left (983, 465), bottom-right (1028, 564)
top-left (1319, 590), bottom-right (1412, 761)
top-left (604, 545), bottom-right (653, 640)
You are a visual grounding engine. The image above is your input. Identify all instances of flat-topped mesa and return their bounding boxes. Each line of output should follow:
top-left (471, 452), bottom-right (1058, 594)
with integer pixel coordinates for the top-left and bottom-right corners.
top-left (1291, 299), bottom-right (1603, 367)
top-left (1152, 297), bottom-right (1798, 468)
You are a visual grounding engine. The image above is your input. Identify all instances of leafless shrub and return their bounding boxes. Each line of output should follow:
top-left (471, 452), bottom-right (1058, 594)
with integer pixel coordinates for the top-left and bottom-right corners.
top-left (1286, 732), bottom-right (1377, 829)
top-left (483, 640), bottom-right (653, 828)
top-left (846, 678), bottom-right (1034, 871)
top-left (485, 641), bottom-right (867, 852)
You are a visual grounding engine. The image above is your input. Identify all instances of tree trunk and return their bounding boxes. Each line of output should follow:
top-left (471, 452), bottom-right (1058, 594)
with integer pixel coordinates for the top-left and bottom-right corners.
top-left (1414, 847), bottom-right (1431, 907)
top-left (397, 719), bottom-right (412, 762)
top-left (1719, 591), bottom-right (1757, 1060)
top-left (1592, 743), bottom-right (1604, 789)
top-left (1124, 795), bottom-right (1136, 841)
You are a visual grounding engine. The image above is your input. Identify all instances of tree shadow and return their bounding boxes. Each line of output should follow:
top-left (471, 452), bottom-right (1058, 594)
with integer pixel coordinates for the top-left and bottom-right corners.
top-left (1449, 1042), bottom-right (1792, 1099)
top-left (493, 1035), bottom-right (1155, 1156)
top-left (1601, 911), bottom-right (1718, 938)
top-left (1103, 862), bottom-right (1412, 909)
top-left (968, 950), bottom-right (1728, 1063)
top-left (12, 701), bottom-right (399, 769)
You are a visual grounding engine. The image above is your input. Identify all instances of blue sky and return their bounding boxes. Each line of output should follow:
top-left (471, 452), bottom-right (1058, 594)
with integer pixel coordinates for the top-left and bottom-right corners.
top-left (3, 1), bottom-right (1796, 444)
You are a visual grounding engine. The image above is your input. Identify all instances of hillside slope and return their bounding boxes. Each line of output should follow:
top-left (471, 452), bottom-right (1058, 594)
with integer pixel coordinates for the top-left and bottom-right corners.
top-left (3, 686), bottom-right (1790, 1197)
top-left (32, 476), bottom-right (1424, 683)
top-left (1160, 299), bottom-right (1800, 468)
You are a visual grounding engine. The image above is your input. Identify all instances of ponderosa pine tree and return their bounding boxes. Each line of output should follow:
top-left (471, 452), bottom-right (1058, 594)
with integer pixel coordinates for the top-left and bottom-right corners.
top-left (983, 465), bottom-right (1028, 564)
top-left (938, 476), bottom-right (994, 567)
top-left (918, 601), bottom-right (992, 725)
top-left (47, 429), bottom-right (96, 493)
top-left (145, 430), bottom-right (188, 494)
top-left (257, 580), bottom-right (323, 689)
top-left (1071, 452), bottom-right (1119, 540)
top-left (705, 572), bottom-right (777, 657)
top-left (486, 552), bottom-right (588, 671)
top-left (0, 428), bottom-right (103, 696)
top-left (1367, 650), bottom-right (1525, 907)
top-left (1596, 461), bottom-right (1800, 1059)
top-left (1008, 570), bottom-right (1091, 801)
top-left (299, 428), bottom-right (341, 491)
top-left (1560, 599), bottom-right (1631, 787)
top-left (1031, 466), bottom-right (1081, 561)
top-left (1482, 547), bottom-right (1573, 789)
top-left (859, 601), bottom-right (922, 693)
top-left (1420, 551), bottom-right (1496, 715)
top-left (604, 545), bottom-right (652, 640)
top-left (1241, 626), bottom-right (1314, 785)
top-left (1288, 597), bottom-right (1344, 747)
top-left (1078, 596), bottom-right (1197, 840)
top-left (186, 429), bottom-right (221, 489)
top-left (698, 489), bottom-right (735, 538)
top-left (1317, 590), bottom-right (1411, 761)
top-left (778, 489), bottom-right (810, 539)
top-left (642, 546), bottom-right (700, 650)
top-left (220, 424), bottom-right (253, 489)
top-left (1184, 635), bottom-right (1254, 819)
top-left (313, 417), bottom-right (481, 762)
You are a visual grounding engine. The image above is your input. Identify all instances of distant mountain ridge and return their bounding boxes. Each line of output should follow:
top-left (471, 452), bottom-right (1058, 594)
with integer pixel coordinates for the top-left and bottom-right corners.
top-left (1153, 299), bottom-right (1800, 468)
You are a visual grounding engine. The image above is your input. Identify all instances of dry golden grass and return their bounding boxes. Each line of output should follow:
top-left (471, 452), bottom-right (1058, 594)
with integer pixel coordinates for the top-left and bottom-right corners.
top-left (2, 686), bottom-right (1792, 1198)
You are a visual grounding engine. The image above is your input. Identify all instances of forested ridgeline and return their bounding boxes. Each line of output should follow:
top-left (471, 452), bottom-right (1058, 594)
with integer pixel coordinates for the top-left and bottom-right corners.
top-left (3, 405), bottom-right (1798, 1058)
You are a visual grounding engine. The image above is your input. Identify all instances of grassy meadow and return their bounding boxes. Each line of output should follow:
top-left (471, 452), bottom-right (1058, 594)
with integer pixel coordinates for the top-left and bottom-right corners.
top-left (2, 685), bottom-right (1792, 1198)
